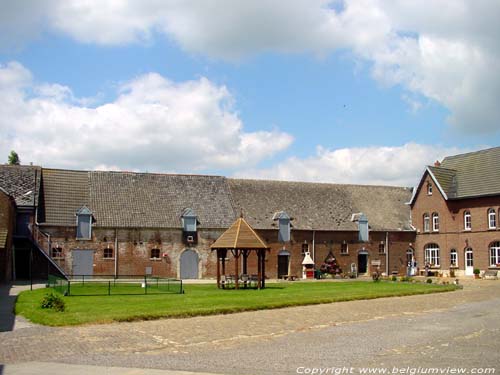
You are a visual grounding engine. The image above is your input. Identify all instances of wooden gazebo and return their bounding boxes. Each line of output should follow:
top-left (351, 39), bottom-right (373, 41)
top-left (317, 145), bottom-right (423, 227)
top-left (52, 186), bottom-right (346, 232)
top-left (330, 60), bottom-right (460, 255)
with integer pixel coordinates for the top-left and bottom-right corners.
top-left (211, 216), bottom-right (270, 289)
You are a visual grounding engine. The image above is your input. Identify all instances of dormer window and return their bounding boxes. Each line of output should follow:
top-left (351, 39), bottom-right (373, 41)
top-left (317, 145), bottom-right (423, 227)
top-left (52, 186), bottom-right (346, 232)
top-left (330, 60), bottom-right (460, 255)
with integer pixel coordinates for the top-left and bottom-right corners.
top-left (76, 206), bottom-right (93, 240)
top-left (427, 182), bottom-right (433, 195)
top-left (273, 211), bottom-right (291, 243)
top-left (352, 213), bottom-right (369, 242)
top-left (181, 208), bottom-right (198, 244)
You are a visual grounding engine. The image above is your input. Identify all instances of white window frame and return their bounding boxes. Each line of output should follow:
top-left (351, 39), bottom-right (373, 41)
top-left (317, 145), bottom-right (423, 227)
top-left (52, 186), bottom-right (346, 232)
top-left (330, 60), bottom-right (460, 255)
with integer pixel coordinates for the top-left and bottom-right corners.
top-left (103, 247), bottom-right (114, 259)
top-left (76, 214), bottom-right (92, 240)
top-left (150, 248), bottom-right (161, 259)
top-left (427, 182), bottom-right (433, 195)
top-left (464, 211), bottom-right (471, 231)
top-left (450, 249), bottom-right (458, 267)
top-left (424, 244), bottom-right (440, 266)
top-left (432, 213), bottom-right (439, 232)
top-left (423, 213), bottom-right (430, 232)
top-left (340, 242), bottom-right (349, 254)
top-left (489, 242), bottom-right (500, 267)
top-left (488, 209), bottom-right (496, 229)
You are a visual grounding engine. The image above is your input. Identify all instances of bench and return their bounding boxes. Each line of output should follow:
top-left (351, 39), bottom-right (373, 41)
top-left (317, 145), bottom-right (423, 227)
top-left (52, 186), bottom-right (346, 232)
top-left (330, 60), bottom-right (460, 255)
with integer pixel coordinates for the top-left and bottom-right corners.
top-left (483, 270), bottom-right (498, 280)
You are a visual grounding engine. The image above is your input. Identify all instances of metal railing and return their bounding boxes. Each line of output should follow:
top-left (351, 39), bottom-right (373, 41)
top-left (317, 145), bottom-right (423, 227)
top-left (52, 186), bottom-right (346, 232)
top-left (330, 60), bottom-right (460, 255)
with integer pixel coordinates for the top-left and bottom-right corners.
top-left (48, 274), bottom-right (183, 296)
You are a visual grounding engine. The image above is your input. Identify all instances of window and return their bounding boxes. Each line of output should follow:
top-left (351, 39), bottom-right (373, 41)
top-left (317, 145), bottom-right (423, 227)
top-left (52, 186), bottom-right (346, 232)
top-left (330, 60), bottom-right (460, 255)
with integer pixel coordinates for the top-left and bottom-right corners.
top-left (464, 211), bottom-right (471, 230)
top-left (488, 208), bottom-right (496, 229)
top-left (427, 182), bottom-right (433, 195)
top-left (76, 206), bottom-right (93, 239)
top-left (341, 241), bottom-right (348, 254)
top-left (424, 243), bottom-right (440, 266)
top-left (423, 213), bottom-right (430, 232)
top-left (450, 249), bottom-right (458, 267)
top-left (301, 243), bottom-right (309, 255)
top-left (358, 213), bottom-right (369, 242)
top-left (181, 208), bottom-right (197, 232)
top-left (103, 247), bottom-right (113, 259)
top-left (378, 242), bottom-right (385, 254)
top-left (432, 213), bottom-right (439, 232)
top-left (274, 211), bottom-right (291, 242)
top-left (489, 242), bottom-right (500, 267)
top-left (151, 248), bottom-right (160, 259)
top-left (51, 247), bottom-right (63, 258)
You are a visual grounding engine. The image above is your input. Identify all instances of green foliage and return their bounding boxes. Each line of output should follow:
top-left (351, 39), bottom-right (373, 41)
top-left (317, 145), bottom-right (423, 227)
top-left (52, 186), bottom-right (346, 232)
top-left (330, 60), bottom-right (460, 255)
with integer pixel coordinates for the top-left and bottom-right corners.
top-left (426, 278), bottom-right (433, 284)
top-left (7, 150), bottom-right (20, 165)
top-left (399, 276), bottom-right (412, 282)
top-left (40, 293), bottom-right (65, 312)
top-left (391, 275), bottom-right (397, 282)
top-left (473, 268), bottom-right (480, 275)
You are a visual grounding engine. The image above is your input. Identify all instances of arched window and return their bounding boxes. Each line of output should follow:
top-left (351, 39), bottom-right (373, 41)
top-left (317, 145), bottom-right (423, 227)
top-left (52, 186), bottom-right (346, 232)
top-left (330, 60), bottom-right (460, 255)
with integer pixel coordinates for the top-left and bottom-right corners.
top-left (423, 213), bottom-right (430, 232)
top-left (427, 182), bottom-right (433, 195)
top-left (432, 213), bottom-right (439, 232)
top-left (424, 243), bottom-right (440, 266)
top-left (450, 249), bottom-right (458, 267)
top-left (464, 211), bottom-right (471, 230)
top-left (488, 209), bottom-right (497, 229)
top-left (406, 248), bottom-right (414, 265)
top-left (489, 241), bottom-right (500, 267)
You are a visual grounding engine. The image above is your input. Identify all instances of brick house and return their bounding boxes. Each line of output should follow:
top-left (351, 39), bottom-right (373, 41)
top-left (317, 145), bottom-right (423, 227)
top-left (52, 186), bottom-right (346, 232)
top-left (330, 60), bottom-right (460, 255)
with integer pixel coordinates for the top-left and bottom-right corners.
top-left (410, 147), bottom-right (500, 276)
top-left (0, 188), bottom-right (16, 281)
top-left (0, 165), bottom-right (415, 280)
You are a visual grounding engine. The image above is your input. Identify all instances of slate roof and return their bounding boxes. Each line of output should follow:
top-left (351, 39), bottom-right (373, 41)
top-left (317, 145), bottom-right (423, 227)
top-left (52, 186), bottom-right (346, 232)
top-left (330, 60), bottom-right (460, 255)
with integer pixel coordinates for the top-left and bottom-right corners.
top-left (40, 169), bottom-right (236, 229)
top-left (228, 179), bottom-right (413, 231)
top-left (211, 217), bottom-right (269, 249)
top-left (0, 165), bottom-right (41, 207)
top-left (438, 147), bottom-right (500, 199)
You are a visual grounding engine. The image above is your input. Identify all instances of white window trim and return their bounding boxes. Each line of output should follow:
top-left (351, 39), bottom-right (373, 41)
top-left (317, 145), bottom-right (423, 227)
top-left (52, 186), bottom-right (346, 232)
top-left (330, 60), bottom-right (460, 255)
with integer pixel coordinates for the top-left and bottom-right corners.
top-left (427, 182), bottom-right (433, 195)
top-left (424, 244), bottom-right (440, 267)
top-left (450, 249), bottom-right (458, 268)
top-left (432, 213), bottom-right (439, 232)
top-left (488, 209), bottom-right (497, 229)
top-left (76, 214), bottom-right (92, 240)
top-left (423, 214), bottom-right (430, 232)
top-left (464, 211), bottom-right (471, 231)
top-left (489, 242), bottom-right (500, 267)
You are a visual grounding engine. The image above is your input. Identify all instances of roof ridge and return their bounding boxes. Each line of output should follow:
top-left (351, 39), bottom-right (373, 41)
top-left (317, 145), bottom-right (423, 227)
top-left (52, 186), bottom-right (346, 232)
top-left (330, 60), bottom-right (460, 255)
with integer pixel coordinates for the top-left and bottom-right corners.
top-left (442, 146), bottom-right (500, 161)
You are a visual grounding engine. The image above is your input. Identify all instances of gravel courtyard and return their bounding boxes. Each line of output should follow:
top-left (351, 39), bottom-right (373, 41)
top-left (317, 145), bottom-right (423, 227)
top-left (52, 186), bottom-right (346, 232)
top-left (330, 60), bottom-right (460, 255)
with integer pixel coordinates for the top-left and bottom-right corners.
top-left (1, 280), bottom-right (499, 374)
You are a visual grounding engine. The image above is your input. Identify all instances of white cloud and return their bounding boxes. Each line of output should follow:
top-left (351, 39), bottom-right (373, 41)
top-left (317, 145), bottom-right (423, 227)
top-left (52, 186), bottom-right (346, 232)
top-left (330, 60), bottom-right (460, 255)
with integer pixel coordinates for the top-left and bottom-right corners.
top-left (235, 143), bottom-right (475, 187)
top-left (0, 62), bottom-right (292, 171)
top-left (1, 1), bottom-right (499, 133)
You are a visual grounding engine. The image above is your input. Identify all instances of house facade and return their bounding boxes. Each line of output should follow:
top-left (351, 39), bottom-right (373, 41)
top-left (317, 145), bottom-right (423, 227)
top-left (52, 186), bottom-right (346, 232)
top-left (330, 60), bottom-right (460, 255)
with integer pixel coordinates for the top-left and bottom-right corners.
top-left (0, 165), bottom-right (415, 280)
top-left (410, 147), bottom-right (500, 276)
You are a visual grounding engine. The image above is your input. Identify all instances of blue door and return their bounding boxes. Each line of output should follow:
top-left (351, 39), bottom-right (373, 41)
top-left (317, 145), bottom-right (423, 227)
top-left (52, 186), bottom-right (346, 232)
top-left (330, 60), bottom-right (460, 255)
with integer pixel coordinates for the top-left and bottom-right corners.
top-left (72, 250), bottom-right (94, 276)
top-left (180, 249), bottom-right (199, 279)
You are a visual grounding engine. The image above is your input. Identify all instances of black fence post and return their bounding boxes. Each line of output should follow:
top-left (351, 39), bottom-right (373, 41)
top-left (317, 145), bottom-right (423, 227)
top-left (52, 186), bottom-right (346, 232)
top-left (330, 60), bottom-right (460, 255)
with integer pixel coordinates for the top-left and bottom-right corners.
top-left (144, 276), bottom-right (147, 295)
top-left (68, 280), bottom-right (71, 296)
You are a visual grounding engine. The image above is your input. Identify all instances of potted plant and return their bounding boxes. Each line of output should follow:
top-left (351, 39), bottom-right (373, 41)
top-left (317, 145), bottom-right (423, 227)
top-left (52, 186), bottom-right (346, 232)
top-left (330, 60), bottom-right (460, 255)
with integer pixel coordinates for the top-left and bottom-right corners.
top-left (473, 268), bottom-right (481, 279)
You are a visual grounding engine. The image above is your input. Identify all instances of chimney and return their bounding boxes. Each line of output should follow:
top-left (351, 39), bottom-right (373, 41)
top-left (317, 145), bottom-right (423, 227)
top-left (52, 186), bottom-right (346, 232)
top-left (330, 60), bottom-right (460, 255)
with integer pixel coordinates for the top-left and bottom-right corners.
top-left (434, 160), bottom-right (441, 167)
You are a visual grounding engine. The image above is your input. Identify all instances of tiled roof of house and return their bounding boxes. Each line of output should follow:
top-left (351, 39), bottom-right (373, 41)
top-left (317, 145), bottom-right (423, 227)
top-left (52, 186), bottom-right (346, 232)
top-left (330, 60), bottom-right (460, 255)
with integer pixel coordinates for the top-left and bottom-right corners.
top-left (40, 169), bottom-right (236, 228)
top-left (0, 229), bottom-right (7, 248)
top-left (438, 146), bottom-right (500, 199)
top-left (0, 165), bottom-right (41, 206)
top-left (228, 179), bottom-right (413, 231)
top-left (41, 169), bottom-right (90, 226)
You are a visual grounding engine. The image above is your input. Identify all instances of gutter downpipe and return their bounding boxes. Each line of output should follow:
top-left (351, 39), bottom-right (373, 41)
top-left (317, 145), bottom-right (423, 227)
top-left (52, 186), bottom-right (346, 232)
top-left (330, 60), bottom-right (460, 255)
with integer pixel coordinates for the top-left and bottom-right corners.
top-left (114, 228), bottom-right (118, 279)
top-left (312, 230), bottom-right (316, 264)
top-left (385, 231), bottom-right (389, 276)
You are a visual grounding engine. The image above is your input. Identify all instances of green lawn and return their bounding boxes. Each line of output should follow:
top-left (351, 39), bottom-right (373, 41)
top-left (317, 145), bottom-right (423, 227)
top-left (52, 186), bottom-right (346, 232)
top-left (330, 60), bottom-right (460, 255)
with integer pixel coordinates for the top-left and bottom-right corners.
top-left (16, 281), bottom-right (458, 326)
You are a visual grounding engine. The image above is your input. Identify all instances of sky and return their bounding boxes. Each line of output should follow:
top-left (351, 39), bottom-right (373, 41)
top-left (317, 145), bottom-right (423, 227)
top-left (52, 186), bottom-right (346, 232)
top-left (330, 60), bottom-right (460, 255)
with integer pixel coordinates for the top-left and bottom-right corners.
top-left (0, 0), bottom-right (499, 187)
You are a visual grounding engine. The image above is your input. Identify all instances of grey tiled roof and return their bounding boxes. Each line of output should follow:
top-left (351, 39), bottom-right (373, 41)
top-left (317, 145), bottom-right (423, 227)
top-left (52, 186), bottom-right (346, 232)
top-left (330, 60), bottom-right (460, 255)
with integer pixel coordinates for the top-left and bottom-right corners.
top-left (0, 165), bottom-right (41, 206)
top-left (89, 172), bottom-right (236, 229)
top-left (228, 179), bottom-right (413, 231)
top-left (438, 147), bottom-right (500, 199)
top-left (41, 169), bottom-right (90, 226)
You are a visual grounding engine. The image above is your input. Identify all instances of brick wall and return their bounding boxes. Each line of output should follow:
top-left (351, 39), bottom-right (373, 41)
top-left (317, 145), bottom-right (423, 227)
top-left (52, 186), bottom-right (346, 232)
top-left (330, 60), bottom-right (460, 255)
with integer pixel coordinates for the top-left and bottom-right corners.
top-left (411, 173), bottom-right (500, 275)
top-left (0, 192), bottom-right (15, 281)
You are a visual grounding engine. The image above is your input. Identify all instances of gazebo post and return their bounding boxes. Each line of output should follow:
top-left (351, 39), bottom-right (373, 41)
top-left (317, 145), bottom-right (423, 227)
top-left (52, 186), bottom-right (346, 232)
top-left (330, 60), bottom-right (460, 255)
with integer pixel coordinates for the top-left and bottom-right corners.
top-left (234, 249), bottom-right (240, 289)
top-left (257, 249), bottom-right (262, 290)
top-left (242, 249), bottom-right (249, 275)
top-left (216, 249), bottom-right (221, 288)
top-left (261, 249), bottom-right (266, 289)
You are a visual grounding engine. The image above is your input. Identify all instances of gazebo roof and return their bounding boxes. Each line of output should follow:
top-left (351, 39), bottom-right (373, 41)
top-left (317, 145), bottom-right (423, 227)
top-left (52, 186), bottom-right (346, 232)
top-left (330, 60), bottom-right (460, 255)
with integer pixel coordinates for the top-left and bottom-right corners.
top-left (211, 217), bottom-right (269, 249)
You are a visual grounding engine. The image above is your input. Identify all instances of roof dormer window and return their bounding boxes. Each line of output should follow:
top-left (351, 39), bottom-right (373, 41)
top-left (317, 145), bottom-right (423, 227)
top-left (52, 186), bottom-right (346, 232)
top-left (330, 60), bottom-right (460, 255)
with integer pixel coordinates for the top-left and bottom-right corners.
top-left (273, 211), bottom-right (291, 243)
top-left (76, 206), bottom-right (93, 240)
top-left (351, 212), bottom-right (369, 242)
top-left (181, 208), bottom-right (199, 244)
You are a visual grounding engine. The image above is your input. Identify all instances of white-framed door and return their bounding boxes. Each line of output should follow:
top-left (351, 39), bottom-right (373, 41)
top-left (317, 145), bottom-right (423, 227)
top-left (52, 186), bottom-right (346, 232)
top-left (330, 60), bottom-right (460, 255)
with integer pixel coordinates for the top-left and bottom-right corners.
top-left (465, 248), bottom-right (474, 276)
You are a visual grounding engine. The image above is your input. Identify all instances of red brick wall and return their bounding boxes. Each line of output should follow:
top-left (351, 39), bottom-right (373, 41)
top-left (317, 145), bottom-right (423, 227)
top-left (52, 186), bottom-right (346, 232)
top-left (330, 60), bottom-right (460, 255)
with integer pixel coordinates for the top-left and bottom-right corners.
top-left (411, 173), bottom-right (500, 275)
top-left (0, 192), bottom-right (15, 281)
top-left (40, 225), bottom-right (416, 279)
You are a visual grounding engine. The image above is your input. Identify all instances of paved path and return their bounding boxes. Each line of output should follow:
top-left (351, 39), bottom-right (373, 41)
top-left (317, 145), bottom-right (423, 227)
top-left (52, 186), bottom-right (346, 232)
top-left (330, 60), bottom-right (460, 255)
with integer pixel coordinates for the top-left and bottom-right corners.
top-left (0, 283), bottom-right (44, 332)
top-left (0, 280), bottom-right (499, 374)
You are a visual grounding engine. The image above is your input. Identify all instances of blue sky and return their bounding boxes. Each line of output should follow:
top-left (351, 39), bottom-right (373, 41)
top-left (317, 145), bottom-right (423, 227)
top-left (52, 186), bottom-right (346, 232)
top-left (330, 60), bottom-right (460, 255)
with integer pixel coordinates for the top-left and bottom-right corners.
top-left (0, 1), bottom-right (499, 186)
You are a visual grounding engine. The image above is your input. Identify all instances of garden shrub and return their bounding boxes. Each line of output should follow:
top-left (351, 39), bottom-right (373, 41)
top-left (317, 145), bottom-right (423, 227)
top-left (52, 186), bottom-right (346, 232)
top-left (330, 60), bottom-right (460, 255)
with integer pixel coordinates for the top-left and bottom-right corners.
top-left (40, 293), bottom-right (65, 312)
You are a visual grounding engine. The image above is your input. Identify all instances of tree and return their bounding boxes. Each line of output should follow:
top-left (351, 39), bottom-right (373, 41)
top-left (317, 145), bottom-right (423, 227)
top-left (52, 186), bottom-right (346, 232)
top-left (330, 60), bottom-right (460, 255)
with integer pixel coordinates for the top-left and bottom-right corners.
top-left (7, 150), bottom-right (20, 165)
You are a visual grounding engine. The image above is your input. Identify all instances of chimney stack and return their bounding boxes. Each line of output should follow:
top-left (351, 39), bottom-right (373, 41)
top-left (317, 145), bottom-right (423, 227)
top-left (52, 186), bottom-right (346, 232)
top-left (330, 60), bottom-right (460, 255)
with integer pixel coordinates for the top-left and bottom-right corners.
top-left (434, 160), bottom-right (441, 167)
